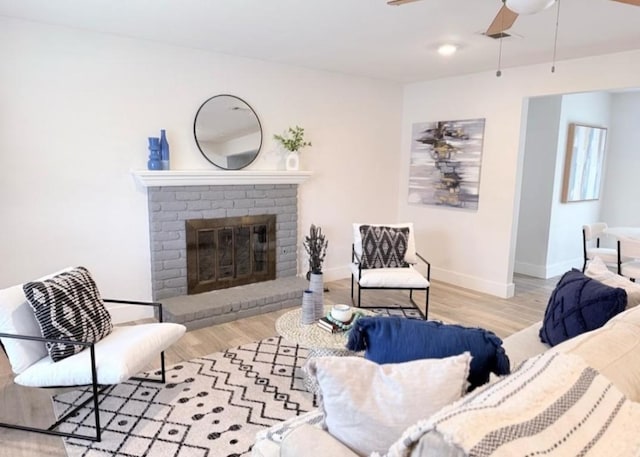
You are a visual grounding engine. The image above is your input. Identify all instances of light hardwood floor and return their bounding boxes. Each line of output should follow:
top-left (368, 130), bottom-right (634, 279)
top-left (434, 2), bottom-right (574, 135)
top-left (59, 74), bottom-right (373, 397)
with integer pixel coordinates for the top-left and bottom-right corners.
top-left (0, 274), bottom-right (557, 457)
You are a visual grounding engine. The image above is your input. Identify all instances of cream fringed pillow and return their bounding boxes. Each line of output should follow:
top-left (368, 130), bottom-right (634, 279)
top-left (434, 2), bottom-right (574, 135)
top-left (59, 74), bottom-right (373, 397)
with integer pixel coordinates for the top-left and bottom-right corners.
top-left (585, 256), bottom-right (640, 308)
top-left (305, 353), bottom-right (471, 456)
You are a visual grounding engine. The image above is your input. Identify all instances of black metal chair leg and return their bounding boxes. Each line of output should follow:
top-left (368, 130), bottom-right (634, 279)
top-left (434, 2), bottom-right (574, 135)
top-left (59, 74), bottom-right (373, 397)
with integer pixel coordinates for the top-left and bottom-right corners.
top-left (425, 287), bottom-right (430, 320)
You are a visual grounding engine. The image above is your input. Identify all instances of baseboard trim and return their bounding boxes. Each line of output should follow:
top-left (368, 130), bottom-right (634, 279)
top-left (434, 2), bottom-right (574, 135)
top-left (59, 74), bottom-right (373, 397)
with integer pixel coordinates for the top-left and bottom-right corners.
top-left (514, 258), bottom-right (582, 279)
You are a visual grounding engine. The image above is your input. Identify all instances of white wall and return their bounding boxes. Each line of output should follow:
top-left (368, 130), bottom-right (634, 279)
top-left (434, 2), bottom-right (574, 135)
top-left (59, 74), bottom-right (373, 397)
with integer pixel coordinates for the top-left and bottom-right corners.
top-left (600, 91), bottom-right (640, 228)
top-left (546, 92), bottom-right (611, 273)
top-left (399, 50), bottom-right (640, 297)
top-left (0, 18), bottom-right (403, 315)
top-left (514, 95), bottom-right (562, 278)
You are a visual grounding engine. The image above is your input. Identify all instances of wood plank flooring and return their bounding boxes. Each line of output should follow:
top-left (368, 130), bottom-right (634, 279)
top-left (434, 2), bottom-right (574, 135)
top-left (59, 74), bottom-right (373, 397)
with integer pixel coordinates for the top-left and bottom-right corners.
top-left (0, 274), bottom-right (557, 457)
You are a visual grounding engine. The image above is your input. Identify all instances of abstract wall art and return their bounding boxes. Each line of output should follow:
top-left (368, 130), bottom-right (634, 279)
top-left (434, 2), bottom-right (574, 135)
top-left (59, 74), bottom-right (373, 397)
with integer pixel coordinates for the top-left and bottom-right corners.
top-left (561, 123), bottom-right (607, 203)
top-left (408, 118), bottom-right (486, 210)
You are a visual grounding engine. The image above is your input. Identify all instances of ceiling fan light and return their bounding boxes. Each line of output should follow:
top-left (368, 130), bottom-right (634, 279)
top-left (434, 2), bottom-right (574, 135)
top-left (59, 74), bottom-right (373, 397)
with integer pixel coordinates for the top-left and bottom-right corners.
top-left (505, 0), bottom-right (555, 15)
top-left (437, 44), bottom-right (458, 56)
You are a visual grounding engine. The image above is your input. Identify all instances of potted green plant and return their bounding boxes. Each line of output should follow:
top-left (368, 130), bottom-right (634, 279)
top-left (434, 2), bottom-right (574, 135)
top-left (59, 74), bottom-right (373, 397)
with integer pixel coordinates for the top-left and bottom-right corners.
top-left (274, 126), bottom-right (312, 171)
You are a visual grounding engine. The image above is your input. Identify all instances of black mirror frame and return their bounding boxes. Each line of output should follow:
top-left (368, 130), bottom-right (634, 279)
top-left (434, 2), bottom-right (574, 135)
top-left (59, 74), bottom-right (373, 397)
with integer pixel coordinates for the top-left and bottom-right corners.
top-left (193, 94), bottom-right (263, 170)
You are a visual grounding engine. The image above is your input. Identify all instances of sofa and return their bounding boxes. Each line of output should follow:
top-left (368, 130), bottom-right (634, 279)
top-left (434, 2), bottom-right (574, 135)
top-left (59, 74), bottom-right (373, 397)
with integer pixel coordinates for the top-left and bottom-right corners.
top-left (252, 259), bottom-right (640, 457)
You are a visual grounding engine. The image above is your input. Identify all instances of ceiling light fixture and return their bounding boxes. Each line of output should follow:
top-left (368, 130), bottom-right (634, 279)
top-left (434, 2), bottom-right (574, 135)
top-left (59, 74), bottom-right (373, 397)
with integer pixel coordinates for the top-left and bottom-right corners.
top-left (505, 0), bottom-right (555, 15)
top-left (437, 44), bottom-right (458, 57)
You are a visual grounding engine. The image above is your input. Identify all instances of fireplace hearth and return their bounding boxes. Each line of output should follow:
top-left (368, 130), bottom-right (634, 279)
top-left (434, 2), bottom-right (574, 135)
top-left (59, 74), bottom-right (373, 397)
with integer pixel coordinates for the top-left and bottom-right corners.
top-left (186, 215), bottom-right (276, 294)
top-left (141, 179), bottom-right (309, 329)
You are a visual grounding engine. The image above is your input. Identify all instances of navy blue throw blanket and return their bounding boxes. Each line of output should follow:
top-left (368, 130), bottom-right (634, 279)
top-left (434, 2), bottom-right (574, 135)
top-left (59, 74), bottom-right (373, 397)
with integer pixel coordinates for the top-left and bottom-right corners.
top-left (347, 316), bottom-right (510, 389)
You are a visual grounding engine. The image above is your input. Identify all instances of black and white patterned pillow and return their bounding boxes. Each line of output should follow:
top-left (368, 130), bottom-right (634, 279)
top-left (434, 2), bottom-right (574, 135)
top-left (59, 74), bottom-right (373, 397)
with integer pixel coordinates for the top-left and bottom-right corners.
top-left (359, 225), bottom-right (410, 269)
top-left (23, 267), bottom-right (113, 362)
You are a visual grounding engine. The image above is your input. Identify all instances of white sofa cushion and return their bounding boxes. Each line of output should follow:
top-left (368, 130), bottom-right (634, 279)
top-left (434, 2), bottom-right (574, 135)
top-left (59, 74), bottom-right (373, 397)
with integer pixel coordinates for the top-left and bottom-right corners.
top-left (551, 305), bottom-right (640, 402)
top-left (353, 223), bottom-right (418, 264)
top-left (500, 321), bottom-right (549, 368)
top-left (306, 353), bottom-right (470, 456)
top-left (14, 322), bottom-right (185, 387)
top-left (379, 352), bottom-right (640, 457)
top-left (0, 267), bottom-right (72, 374)
top-left (349, 263), bottom-right (429, 288)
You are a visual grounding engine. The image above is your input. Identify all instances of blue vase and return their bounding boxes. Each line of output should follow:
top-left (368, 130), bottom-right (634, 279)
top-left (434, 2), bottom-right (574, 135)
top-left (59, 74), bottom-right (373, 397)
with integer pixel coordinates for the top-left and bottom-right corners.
top-left (160, 129), bottom-right (170, 170)
top-left (147, 137), bottom-right (162, 170)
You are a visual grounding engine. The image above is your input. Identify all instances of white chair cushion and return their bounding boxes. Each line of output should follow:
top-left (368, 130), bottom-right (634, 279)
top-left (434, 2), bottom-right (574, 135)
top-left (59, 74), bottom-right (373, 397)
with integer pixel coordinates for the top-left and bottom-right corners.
top-left (353, 223), bottom-right (417, 264)
top-left (14, 323), bottom-right (185, 387)
top-left (586, 247), bottom-right (617, 264)
top-left (350, 263), bottom-right (429, 288)
top-left (0, 267), bottom-right (73, 374)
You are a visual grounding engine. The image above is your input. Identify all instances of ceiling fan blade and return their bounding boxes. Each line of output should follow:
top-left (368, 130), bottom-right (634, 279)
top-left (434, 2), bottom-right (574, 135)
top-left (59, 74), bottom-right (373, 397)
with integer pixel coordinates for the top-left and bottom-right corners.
top-left (611, 0), bottom-right (640, 6)
top-left (486, 4), bottom-right (519, 35)
top-left (387, 0), bottom-right (423, 5)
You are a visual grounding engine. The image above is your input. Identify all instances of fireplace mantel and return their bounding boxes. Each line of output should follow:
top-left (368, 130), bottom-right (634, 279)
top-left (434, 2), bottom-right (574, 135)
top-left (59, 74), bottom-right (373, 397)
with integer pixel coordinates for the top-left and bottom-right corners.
top-left (132, 169), bottom-right (312, 187)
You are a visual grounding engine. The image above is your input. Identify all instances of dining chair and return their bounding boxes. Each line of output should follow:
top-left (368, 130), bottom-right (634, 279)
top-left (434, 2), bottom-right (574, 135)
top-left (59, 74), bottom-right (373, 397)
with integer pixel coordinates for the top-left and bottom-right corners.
top-left (582, 223), bottom-right (617, 272)
top-left (617, 237), bottom-right (640, 282)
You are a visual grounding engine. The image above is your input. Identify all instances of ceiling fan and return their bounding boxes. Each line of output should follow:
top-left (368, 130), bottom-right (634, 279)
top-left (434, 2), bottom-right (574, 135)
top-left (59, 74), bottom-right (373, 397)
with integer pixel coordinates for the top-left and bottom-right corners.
top-left (387, 0), bottom-right (640, 36)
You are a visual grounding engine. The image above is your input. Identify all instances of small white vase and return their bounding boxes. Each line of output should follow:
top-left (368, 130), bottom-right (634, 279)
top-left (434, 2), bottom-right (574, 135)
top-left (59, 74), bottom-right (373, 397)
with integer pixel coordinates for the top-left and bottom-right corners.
top-left (285, 151), bottom-right (300, 171)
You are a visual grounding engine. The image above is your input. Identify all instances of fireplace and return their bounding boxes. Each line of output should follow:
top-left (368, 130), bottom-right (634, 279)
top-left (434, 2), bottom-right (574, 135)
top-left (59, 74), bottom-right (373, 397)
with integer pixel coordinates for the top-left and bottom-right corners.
top-left (186, 215), bottom-right (276, 294)
top-left (145, 182), bottom-right (301, 301)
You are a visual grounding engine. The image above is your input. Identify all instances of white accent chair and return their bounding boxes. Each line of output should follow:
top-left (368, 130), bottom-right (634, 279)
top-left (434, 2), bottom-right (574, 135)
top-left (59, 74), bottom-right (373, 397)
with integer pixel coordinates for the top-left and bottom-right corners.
top-left (617, 237), bottom-right (640, 282)
top-left (0, 268), bottom-right (186, 441)
top-left (582, 223), bottom-right (617, 272)
top-left (350, 223), bottom-right (431, 319)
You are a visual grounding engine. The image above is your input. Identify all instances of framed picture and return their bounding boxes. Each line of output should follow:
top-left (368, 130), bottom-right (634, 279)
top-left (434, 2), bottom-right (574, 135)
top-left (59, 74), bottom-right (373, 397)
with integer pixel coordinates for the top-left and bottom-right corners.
top-left (408, 118), bottom-right (485, 210)
top-left (561, 123), bottom-right (608, 203)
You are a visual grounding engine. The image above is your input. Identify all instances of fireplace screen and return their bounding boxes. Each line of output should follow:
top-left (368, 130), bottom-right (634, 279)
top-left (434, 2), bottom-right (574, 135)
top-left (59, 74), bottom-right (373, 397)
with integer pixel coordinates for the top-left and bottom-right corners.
top-left (186, 215), bottom-right (276, 294)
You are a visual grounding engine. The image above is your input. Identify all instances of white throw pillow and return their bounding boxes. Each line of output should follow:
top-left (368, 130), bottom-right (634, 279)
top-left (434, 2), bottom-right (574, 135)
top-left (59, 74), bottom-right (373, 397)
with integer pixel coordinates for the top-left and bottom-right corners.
top-left (585, 256), bottom-right (640, 308)
top-left (305, 353), bottom-right (471, 456)
top-left (352, 223), bottom-right (418, 264)
top-left (551, 318), bottom-right (640, 402)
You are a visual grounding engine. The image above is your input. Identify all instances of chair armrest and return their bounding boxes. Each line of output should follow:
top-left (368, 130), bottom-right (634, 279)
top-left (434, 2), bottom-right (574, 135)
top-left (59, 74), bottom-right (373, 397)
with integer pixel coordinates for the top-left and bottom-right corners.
top-left (351, 244), bottom-right (362, 264)
top-left (0, 331), bottom-right (95, 348)
top-left (103, 299), bottom-right (165, 322)
top-left (416, 252), bottom-right (431, 280)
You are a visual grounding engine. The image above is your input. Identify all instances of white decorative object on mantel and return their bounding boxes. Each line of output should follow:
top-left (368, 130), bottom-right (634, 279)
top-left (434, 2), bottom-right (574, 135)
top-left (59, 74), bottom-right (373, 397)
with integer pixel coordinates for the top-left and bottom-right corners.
top-left (285, 152), bottom-right (300, 171)
top-left (131, 169), bottom-right (312, 187)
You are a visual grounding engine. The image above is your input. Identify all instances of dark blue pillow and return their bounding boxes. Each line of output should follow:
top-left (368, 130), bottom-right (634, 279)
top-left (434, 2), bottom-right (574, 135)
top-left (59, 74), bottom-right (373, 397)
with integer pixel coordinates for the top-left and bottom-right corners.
top-left (346, 316), bottom-right (510, 389)
top-left (539, 269), bottom-right (627, 347)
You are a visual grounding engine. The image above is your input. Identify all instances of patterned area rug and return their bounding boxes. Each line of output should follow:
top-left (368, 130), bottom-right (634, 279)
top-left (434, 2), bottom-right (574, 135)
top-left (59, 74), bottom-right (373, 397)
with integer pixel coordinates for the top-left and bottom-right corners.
top-left (52, 337), bottom-right (314, 457)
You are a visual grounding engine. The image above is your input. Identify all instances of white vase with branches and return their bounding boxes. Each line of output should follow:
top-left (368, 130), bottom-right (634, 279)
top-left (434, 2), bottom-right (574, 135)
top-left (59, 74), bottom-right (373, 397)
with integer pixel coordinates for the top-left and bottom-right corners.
top-left (303, 224), bottom-right (328, 320)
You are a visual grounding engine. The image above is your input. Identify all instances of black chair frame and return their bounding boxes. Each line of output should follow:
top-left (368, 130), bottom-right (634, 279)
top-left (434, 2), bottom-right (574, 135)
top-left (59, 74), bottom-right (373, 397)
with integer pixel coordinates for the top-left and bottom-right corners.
top-left (0, 300), bottom-right (167, 442)
top-left (617, 240), bottom-right (638, 282)
top-left (350, 245), bottom-right (431, 319)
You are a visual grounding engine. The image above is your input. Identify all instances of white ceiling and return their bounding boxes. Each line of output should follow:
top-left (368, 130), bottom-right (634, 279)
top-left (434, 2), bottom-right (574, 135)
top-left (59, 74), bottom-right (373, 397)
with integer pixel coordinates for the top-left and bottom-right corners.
top-left (1, 0), bottom-right (639, 83)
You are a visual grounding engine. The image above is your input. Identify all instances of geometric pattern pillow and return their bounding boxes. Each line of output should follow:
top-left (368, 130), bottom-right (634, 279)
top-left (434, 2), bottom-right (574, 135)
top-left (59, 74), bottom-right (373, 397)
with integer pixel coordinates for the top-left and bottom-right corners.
top-left (359, 225), bottom-right (410, 269)
top-left (22, 266), bottom-right (113, 362)
top-left (539, 269), bottom-right (626, 347)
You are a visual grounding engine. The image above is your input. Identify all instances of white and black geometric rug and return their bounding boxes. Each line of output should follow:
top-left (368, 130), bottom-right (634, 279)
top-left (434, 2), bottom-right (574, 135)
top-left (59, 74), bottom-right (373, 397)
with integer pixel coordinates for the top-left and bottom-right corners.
top-left (52, 337), bottom-right (314, 457)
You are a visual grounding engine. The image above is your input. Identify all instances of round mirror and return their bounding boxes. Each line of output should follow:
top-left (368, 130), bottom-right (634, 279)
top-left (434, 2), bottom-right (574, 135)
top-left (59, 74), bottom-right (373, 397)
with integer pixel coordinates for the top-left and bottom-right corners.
top-left (193, 95), bottom-right (263, 170)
